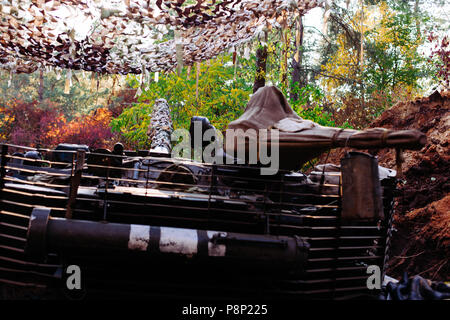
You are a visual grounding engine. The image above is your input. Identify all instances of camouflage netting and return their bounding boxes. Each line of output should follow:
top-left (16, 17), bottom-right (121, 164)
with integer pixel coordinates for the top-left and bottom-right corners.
top-left (0, 0), bottom-right (322, 74)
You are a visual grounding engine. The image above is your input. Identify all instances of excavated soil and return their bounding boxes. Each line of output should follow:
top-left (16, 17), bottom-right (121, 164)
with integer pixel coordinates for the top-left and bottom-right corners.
top-left (318, 91), bottom-right (450, 281)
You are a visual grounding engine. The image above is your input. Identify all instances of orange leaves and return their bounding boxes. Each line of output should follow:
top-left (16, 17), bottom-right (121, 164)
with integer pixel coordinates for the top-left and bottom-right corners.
top-left (0, 106), bottom-right (15, 141)
top-left (50, 108), bottom-right (116, 149)
top-left (2, 99), bottom-right (118, 150)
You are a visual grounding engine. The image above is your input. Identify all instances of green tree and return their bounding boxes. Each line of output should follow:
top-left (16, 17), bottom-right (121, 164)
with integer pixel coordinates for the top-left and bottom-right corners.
top-left (111, 56), bottom-right (253, 149)
top-left (317, 0), bottom-right (434, 127)
top-left (0, 69), bottom-right (111, 119)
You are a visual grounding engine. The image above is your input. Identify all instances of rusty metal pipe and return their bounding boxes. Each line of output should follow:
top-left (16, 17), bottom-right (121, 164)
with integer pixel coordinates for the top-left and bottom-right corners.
top-left (26, 208), bottom-right (309, 268)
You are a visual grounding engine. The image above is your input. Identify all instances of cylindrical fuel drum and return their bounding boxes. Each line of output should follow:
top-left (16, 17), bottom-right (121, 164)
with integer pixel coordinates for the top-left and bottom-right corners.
top-left (340, 152), bottom-right (384, 221)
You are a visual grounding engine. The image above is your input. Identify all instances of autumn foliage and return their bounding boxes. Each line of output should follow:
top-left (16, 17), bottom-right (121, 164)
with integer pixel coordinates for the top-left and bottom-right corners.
top-left (46, 107), bottom-right (117, 149)
top-left (0, 99), bottom-right (121, 150)
top-left (0, 99), bottom-right (63, 147)
top-left (428, 33), bottom-right (450, 90)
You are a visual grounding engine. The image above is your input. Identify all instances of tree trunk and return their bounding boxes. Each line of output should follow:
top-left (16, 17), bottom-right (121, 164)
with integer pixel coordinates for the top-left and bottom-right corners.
top-left (147, 99), bottom-right (173, 155)
top-left (195, 62), bottom-right (200, 100)
top-left (360, 0), bottom-right (364, 71)
top-left (323, 0), bottom-right (332, 40)
top-left (253, 45), bottom-right (268, 93)
top-left (38, 69), bottom-right (44, 101)
top-left (290, 16), bottom-right (305, 102)
top-left (360, 0), bottom-right (365, 109)
top-left (414, 0), bottom-right (420, 38)
top-left (175, 30), bottom-right (183, 76)
top-left (281, 28), bottom-right (290, 88)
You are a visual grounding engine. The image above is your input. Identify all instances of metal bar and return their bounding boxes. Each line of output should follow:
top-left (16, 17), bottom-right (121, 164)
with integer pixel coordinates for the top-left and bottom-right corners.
top-left (103, 157), bottom-right (111, 220)
top-left (307, 256), bottom-right (382, 262)
top-left (0, 233), bottom-right (26, 242)
top-left (332, 170), bottom-right (343, 298)
top-left (0, 278), bottom-right (47, 288)
top-left (3, 177), bottom-right (70, 189)
top-left (4, 165), bottom-right (72, 177)
top-left (0, 255), bottom-right (61, 268)
top-left (0, 245), bottom-right (25, 253)
top-left (0, 266), bottom-right (59, 279)
top-left (1, 187), bottom-right (68, 200)
top-left (0, 210), bottom-right (30, 220)
top-left (145, 161), bottom-right (150, 197)
top-left (381, 185), bottom-right (396, 284)
top-left (306, 266), bottom-right (368, 273)
top-left (0, 144), bottom-right (8, 195)
top-left (66, 150), bottom-right (85, 219)
top-left (5, 154), bottom-right (70, 166)
top-left (309, 246), bottom-right (383, 252)
top-left (207, 163), bottom-right (215, 230)
top-left (0, 199), bottom-right (67, 213)
top-left (0, 222), bottom-right (28, 231)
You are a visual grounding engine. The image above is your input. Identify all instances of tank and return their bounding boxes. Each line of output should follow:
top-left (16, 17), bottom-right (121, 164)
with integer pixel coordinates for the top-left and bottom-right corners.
top-left (0, 141), bottom-right (397, 300)
top-left (1, 90), bottom-right (422, 300)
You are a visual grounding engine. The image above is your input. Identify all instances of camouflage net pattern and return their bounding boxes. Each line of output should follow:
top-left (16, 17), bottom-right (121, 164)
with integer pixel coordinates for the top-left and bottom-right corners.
top-left (0, 0), bottom-right (322, 74)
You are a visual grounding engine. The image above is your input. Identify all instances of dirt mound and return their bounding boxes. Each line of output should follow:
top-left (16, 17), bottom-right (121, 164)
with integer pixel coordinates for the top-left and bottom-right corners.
top-left (388, 196), bottom-right (450, 280)
top-left (317, 91), bottom-right (450, 281)
top-left (374, 91), bottom-right (450, 216)
top-left (405, 196), bottom-right (450, 249)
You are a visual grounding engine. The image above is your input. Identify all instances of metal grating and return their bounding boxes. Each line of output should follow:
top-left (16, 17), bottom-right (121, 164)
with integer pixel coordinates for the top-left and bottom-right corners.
top-left (0, 143), bottom-right (394, 300)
